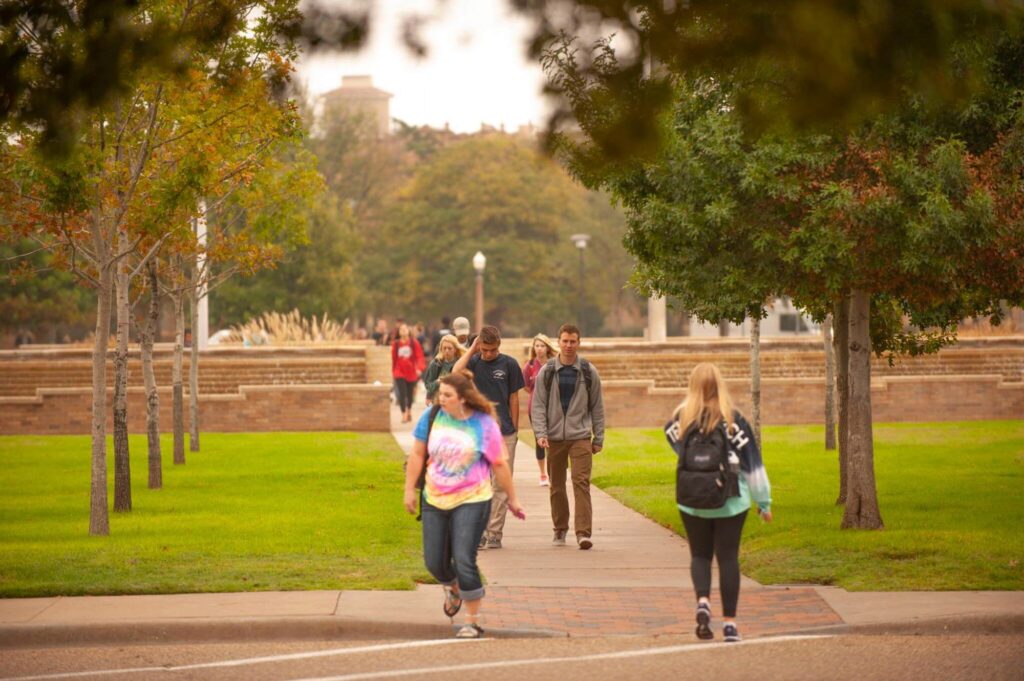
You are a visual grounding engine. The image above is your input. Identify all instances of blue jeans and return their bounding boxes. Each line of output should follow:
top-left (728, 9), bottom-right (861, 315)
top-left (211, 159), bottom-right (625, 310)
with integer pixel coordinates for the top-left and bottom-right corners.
top-left (421, 498), bottom-right (491, 601)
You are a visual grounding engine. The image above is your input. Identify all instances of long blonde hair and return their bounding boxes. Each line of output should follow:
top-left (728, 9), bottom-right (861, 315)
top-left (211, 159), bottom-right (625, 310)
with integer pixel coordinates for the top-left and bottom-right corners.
top-left (441, 370), bottom-right (497, 419)
top-left (676, 363), bottom-right (737, 436)
top-left (434, 334), bottom-right (467, 361)
top-left (528, 333), bottom-right (558, 362)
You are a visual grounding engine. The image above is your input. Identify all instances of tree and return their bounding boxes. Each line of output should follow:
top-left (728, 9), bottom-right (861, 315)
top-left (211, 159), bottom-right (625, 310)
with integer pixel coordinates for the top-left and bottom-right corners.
top-left (515, 1), bottom-right (1023, 154)
top-left (0, 0), bottom-right (372, 157)
top-left (359, 134), bottom-right (625, 334)
top-left (0, 0), bottom-right (316, 534)
top-left (543, 29), bottom-right (1024, 529)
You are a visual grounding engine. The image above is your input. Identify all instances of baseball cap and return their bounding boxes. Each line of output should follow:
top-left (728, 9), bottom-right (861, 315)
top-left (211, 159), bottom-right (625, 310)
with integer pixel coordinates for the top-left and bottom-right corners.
top-left (452, 317), bottom-right (471, 335)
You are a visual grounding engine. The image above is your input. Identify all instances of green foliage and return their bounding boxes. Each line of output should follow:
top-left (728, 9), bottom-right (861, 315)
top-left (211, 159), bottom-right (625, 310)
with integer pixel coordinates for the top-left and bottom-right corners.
top-left (518, 1), bottom-right (1024, 150)
top-left (212, 192), bottom-right (359, 327)
top-left (0, 0), bottom-right (371, 157)
top-left (594, 422), bottom-right (1024, 590)
top-left (0, 239), bottom-right (94, 338)
top-left (0, 432), bottom-right (426, 596)
top-left (346, 133), bottom-right (640, 335)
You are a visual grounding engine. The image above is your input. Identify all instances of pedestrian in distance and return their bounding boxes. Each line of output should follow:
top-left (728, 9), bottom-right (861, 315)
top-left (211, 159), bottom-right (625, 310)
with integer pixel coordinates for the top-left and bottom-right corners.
top-left (665, 362), bottom-right (772, 643)
top-left (451, 316), bottom-right (471, 348)
top-left (522, 333), bottom-right (559, 486)
top-left (531, 323), bottom-right (605, 550)
top-left (423, 334), bottom-right (466, 405)
top-left (414, 322), bottom-right (430, 355)
top-left (430, 317), bottom-right (453, 356)
top-left (404, 370), bottom-right (525, 639)
top-left (391, 323), bottom-right (425, 423)
top-left (452, 325), bottom-right (525, 550)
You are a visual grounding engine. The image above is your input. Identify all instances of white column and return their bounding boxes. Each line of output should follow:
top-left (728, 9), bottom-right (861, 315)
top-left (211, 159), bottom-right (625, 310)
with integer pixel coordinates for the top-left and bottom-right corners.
top-left (647, 295), bottom-right (667, 343)
top-left (196, 201), bottom-right (209, 351)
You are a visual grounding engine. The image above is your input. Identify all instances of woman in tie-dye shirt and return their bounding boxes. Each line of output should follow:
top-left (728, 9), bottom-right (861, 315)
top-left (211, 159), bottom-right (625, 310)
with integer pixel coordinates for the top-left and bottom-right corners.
top-left (403, 370), bottom-right (523, 639)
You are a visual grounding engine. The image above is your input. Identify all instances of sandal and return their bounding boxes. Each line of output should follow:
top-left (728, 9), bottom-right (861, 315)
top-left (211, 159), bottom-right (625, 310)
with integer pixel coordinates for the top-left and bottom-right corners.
top-left (443, 586), bottom-right (463, 618)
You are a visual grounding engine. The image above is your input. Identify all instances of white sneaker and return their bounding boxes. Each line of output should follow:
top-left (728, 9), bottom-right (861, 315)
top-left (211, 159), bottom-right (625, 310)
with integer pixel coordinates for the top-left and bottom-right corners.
top-left (539, 476), bottom-right (549, 487)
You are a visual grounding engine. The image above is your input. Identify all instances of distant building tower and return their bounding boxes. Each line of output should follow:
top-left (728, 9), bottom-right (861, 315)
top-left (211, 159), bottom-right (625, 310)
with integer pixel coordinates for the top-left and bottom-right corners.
top-left (321, 75), bottom-right (393, 137)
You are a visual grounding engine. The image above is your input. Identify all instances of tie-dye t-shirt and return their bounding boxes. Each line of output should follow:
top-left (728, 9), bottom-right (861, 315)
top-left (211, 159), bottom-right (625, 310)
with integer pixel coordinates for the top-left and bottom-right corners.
top-left (412, 408), bottom-right (504, 510)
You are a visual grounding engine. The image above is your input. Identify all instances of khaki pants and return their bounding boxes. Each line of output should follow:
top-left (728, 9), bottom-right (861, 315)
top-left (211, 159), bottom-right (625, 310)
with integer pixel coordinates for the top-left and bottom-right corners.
top-left (547, 439), bottom-right (593, 538)
top-left (486, 433), bottom-right (519, 540)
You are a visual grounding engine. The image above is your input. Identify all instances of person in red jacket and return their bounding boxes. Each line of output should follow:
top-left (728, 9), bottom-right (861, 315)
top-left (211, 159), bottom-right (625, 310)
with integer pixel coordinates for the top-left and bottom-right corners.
top-left (392, 323), bottom-right (425, 423)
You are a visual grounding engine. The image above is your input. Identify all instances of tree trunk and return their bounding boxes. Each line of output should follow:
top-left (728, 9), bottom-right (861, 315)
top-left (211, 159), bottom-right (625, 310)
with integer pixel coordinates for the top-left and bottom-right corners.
top-left (841, 289), bottom-right (884, 530)
top-left (823, 313), bottom-right (837, 451)
top-left (142, 259), bottom-right (162, 489)
top-left (112, 253), bottom-right (132, 512)
top-left (834, 295), bottom-right (850, 505)
top-left (188, 286), bottom-right (200, 452)
top-left (172, 291), bottom-right (185, 465)
top-left (749, 313), bottom-right (761, 446)
top-left (90, 265), bottom-right (113, 536)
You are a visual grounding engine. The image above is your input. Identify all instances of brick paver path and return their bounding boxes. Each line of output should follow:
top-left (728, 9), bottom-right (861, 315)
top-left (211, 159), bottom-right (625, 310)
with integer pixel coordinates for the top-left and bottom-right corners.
top-left (485, 586), bottom-right (842, 637)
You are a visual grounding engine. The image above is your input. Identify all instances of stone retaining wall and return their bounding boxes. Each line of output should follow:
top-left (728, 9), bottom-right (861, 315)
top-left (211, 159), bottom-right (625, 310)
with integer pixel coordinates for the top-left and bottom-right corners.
top-left (579, 374), bottom-right (1024, 427)
top-left (0, 384), bottom-right (391, 435)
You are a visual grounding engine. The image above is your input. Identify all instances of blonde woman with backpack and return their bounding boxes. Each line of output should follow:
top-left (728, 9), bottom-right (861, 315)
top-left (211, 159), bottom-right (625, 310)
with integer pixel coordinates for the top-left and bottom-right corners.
top-left (665, 363), bottom-right (772, 643)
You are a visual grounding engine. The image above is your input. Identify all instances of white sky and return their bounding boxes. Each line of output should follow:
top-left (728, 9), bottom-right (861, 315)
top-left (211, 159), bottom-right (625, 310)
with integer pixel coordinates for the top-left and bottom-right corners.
top-left (296, 0), bottom-right (552, 132)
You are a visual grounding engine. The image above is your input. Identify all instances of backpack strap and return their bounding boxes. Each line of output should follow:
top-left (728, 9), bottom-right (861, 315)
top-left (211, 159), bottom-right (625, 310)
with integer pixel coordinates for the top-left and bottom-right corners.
top-left (542, 358), bottom-right (557, 393)
top-left (415, 404), bottom-right (443, 522)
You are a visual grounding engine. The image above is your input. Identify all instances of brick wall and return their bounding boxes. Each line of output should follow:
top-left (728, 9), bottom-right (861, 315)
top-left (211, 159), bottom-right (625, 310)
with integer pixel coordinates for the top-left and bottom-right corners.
top-left (521, 375), bottom-right (1024, 428)
top-left (0, 384), bottom-right (391, 435)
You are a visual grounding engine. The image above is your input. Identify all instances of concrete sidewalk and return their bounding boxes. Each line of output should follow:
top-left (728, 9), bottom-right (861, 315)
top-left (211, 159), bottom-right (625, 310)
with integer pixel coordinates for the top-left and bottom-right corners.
top-left (2, 401), bottom-right (1022, 647)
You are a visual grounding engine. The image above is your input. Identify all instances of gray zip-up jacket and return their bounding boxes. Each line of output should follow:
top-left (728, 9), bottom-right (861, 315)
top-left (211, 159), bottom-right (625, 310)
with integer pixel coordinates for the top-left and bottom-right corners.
top-left (530, 355), bottom-right (605, 446)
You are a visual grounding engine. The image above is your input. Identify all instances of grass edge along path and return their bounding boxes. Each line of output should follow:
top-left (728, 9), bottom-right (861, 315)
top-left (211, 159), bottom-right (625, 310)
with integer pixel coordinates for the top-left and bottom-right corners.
top-left (593, 420), bottom-right (1024, 592)
top-left (0, 432), bottom-right (429, 598)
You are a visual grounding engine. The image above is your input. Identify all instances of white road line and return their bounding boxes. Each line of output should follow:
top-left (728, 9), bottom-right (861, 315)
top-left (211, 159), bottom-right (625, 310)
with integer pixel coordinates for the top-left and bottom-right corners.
top-left (290, 634), bottom-right (834, 681)
top-left (4, 639), bottom-right (481, 681)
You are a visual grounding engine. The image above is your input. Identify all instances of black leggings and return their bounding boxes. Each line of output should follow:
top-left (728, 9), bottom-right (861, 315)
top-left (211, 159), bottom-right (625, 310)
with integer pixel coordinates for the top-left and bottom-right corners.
top-left (395, 378), bottom-right (416, 412)
top-left (680, 510), bottom-right (748, 618)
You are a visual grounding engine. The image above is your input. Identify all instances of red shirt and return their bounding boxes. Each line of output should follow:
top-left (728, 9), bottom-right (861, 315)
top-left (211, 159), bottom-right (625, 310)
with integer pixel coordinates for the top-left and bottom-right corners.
top-left (523, 358), bottom-right (544, 412)
top-left (392, 339), bottom-right (424, 381)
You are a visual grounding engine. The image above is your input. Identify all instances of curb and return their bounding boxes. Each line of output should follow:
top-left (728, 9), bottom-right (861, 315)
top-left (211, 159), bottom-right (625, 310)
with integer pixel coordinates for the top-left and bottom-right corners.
top-left (0, 618), bottom-right (564, 649)
top-left (777, 613), bottom-right (1024, 638)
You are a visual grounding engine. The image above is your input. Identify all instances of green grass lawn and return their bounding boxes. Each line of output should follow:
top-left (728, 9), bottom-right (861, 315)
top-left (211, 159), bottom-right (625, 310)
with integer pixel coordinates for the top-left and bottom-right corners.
top-left (593, 420), bottom-right (1024, 591)
top-left (0, 433), bottom-right (427, 597)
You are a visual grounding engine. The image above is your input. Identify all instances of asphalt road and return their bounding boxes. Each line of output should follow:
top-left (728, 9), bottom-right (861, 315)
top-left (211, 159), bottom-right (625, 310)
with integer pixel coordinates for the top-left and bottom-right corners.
top-left (2, 633), bottom-right (1022, 681)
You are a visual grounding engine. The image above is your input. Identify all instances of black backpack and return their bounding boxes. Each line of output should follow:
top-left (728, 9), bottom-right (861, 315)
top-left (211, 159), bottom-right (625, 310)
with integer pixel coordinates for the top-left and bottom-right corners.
top-left (674, 421), bottom-right (738, 509)
top-left (414, 404), bottom-right (442, 521)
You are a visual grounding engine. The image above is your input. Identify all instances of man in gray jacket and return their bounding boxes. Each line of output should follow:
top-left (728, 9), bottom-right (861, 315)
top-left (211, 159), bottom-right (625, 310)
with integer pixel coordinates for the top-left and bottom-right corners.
top-left (532, 323), bottom-right (605, 550)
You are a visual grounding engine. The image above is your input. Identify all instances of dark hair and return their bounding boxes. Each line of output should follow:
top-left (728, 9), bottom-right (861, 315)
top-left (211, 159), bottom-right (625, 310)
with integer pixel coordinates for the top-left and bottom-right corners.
top-left (558, 323), bottom-right (581, 338)
top-left (440, 370), bottom-right (497, 419)
top-left (479, 325), bottom-right (501, 345)
top-left (441, 316), bottom-right (451, 326)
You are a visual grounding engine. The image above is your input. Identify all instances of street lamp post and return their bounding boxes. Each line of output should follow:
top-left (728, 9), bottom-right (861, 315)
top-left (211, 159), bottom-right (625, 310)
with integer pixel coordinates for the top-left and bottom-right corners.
top-left (570, 233), bottom-right (590, 332)
top-left (473, 251), bottom-right (486, 332)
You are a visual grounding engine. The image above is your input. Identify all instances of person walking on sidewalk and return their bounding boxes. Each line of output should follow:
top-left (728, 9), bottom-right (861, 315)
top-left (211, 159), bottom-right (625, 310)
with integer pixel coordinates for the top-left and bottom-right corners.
top-left (423, 334), bottom-right (465, 405)
top-left (391, 323), bottom-right (425, 423)
top-left (665, 362), bottom-right (772, 643)
top-left (523, 333), bottom-right (559, 486)
top-left (451, 316), bottom-right (471, 348)
top-left (403, 371), bottom-right (525, 639)
top-left (452, 325), bottom-right (525, 550)
top-left (531, 323), bottom-right (605, 550)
